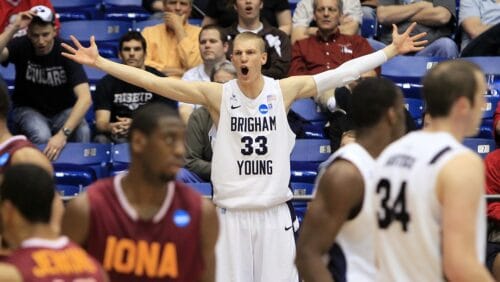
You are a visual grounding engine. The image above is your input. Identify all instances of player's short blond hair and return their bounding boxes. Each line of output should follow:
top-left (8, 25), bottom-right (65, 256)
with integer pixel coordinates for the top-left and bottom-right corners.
top-left (234, 32), bottom-right (266, 53)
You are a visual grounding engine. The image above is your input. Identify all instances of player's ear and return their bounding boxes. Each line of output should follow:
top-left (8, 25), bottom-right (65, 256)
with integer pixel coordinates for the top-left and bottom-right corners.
top-left (261, 51), bottom-right (267, 66)
top-left (1, 200), bottom-right (16, 226)
top-left (387, 107), bottom-right (398, 126)
top-left (130, 130), bottom-right (147, 154)
top-left (453, 96), bottom-right (471, 116)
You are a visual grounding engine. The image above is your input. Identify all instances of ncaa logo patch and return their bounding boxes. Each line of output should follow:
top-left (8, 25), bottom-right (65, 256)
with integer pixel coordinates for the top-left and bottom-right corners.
top-left (173, 209), bottom-right (191, 228)
top-left (0, 153), bottom-right (10, 166)
top-left (259, 104), bottom-right (269, 114)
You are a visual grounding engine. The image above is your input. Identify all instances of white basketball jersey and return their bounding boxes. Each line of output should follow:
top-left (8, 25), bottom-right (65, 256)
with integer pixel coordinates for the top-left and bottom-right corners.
top-left (212, 77), bottom-right (295, 209)
top-left (315, 143), bottom-right (376, 281)
top-left (373, 131), bottom-right (486, 281)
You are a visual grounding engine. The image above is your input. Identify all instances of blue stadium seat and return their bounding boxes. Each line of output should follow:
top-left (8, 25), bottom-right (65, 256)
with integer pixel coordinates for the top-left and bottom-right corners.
top-left (103, 0), bottom-right (151, 21)
top-left (471, 95), bottom-right (499, 139)
top-left (290, 98), bottom-right (327, 122)
top-left (84, 65), bottom-right (108, 91)
top-left (111, 142), bottom-right (130, 175)
top-left (290, 182), bottom-right (315, 224)
top-left (188, 18), bottom-right (203, 26)
top-left (51, 0), bottom-right (103, 21)
top-left (462, 57), bottom-right (500, 95)
top-left (476, 119), bottom-right (494, 139)
top-left (463, 137), bottom-right (496, 159)
top-left (188, 182), bottom-right (212, 197)
top-left (461, 57), bottom-right (500, 77)
top-left (104, 0), bottom-right (142, 6)
top-left (39, 143), bottom-right (112, 197)
top-left (290, 182), bottom-right (315, 196)
top-left (0, 64), bottom-right (15, 93)
top-left (483, 95), bottom-right (500, 119)
top-left (57, 184), bottom-right (84, 199)
top-left (382, 56), bottom-right (447, 98)
top-left (301, 121), bottom-right (327, 139)
top-left (290, 139), bottom-right (331, 183)
top-left (404, 98), bottom-right (424, 128)
top-left (59, 20), bottom-right (133, 58)
top-left (289, 0), bottom-right (300, 14)
top-left (133, 18), bottom-right (163, 31)
top-left (361, 16), bottom-right (378, 39)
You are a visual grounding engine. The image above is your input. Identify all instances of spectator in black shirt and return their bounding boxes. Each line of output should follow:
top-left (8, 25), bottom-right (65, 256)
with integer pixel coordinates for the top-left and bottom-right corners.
top-left (0, 5), bottom-right (91, 161)
top-left (93, 31), bottom-right (177, 144)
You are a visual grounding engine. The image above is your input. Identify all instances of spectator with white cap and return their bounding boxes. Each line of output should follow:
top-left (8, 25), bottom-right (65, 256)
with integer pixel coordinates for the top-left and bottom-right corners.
top-left (0, 6), bottom-right (91, 160)
top-left (0, 0), bottom-right (60, 37)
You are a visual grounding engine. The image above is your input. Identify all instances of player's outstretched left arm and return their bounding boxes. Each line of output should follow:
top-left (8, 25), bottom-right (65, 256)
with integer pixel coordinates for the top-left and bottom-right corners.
top-left (281, 22), bottom-right (427, 107)
top-left (296, 160), bottom-right (364, 281)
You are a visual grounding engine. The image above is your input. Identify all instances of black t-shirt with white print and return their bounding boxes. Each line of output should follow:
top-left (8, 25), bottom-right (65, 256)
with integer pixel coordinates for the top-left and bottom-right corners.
top-left (4, 36), bottom-right (88, 117)
top-left (93, 66), bottom-right (177, 122)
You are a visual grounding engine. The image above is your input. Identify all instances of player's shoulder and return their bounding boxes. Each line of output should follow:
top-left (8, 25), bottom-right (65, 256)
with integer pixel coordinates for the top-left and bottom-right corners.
top-left (0, 263), bottom-right (21, 282)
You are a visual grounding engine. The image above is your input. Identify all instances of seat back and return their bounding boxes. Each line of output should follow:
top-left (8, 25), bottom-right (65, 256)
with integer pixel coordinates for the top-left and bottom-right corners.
top-left (404, 98), bottom-right (425, 128)
top-left (59, 20), bottom-right (133, 58)
top-left (39, 143), bottom-right (112, 196)
top-left (187, 182), bottom-right (213, 197)
top-left (51, 0), bottom-right (103, 21)
top-left (483, 95), bottom-right (500, 119)
top-left (0, 64), bottom-right (15, 93)
top-left (462, 57), bottom-right (500, 95)
top-left (382, 56), bottom-right (447, 98)
top-left (111, 142), bottom-right (131, 175)
top-left (133, 19), bottom-right (163, 31)
top-left (290, 139), bottom-right (331, 183)
top-left (290, 98), bottom-right (327, 122)
top-left (361, 16), bottom-right (378, 38)
top-left (290, 182), bottom-right (315, 223)
top-left (103, 0), bottom-right (151, 21)
top-left (463, 137), bottom-right (496, 159)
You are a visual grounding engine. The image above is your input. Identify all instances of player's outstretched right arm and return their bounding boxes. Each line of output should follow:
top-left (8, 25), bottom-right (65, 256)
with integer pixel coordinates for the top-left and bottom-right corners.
top-left (438, 153), bottom-right (494, 282)
top-left (199, 199), bottom-right (218, 282)
top-left (296, 160), bottom-right (364, 281)
top-left (61, 36), bottom-right (221, 109)
top-left (281, 22), bottom-right (428, 108)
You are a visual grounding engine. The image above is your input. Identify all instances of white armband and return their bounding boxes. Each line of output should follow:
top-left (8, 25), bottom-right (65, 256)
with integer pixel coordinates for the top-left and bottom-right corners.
top-left (313, 50), bottom-right (387, 96)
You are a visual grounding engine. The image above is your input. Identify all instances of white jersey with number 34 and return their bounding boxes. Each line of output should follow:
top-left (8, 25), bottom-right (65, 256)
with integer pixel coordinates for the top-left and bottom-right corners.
top-left (372, 131), bottom-right (486, 281)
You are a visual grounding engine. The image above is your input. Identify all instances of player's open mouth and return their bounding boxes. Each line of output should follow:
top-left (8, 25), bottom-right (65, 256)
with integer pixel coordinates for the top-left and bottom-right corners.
top-left (241, 66), bottom-right (249, 75)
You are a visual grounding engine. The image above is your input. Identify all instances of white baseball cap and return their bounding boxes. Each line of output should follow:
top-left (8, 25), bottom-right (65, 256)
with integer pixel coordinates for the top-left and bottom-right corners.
top-left (30, 5), bottom-right (55, 24)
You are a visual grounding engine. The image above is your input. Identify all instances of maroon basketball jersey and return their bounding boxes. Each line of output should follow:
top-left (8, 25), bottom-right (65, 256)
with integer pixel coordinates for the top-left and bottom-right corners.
top-left (0, 135), bottom-right (35, 174)
top-left (3, 237), bottom-right (106, 282)
top-left (86, 174), bottom-right (204, 282)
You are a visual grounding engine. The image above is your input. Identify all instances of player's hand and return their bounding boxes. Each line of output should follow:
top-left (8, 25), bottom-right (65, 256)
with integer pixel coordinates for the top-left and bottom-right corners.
top-left (43, 131), bottom-right (67, 161)
top-left (391, 22), bottom-right (428, 55)
top-left (61, 35), bottom-right (101, 67)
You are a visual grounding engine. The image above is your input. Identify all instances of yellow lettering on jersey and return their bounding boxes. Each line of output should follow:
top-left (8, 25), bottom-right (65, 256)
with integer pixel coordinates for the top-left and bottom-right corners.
top-left (157, 243), bottom-right (178, 278)
top-left (134, 240), bottom-right (160, 278)
top-left (102, 236), bottom-right (179, 278)
top-left (103, 236), bottom-right (117, 270)
top-left (113, 238), bottom-right (136, 273)
top-left (32, 248), bottom-right (97, 277)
